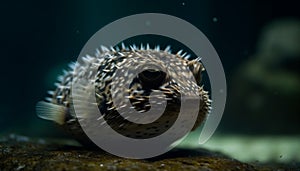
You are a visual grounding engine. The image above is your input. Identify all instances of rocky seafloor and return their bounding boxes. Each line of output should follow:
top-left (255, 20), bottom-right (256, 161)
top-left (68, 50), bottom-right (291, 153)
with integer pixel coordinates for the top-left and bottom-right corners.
top-left (0, 134), bottom-right (299, 171)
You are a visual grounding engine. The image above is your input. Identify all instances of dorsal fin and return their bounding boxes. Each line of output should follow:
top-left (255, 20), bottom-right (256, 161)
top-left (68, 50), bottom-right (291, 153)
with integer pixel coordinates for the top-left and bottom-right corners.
top-left (36, 101), bottom-right (66, 125)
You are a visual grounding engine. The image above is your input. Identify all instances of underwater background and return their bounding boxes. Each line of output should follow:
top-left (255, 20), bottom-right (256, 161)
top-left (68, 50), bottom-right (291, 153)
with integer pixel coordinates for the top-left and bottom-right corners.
top-left (1, 0), bottom-right (299, 166)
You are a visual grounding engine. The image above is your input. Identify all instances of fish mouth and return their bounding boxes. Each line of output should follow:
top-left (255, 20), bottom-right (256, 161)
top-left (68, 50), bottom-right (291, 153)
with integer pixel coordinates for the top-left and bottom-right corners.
top-left (138, 69), bottom-right (167, 89)
top-left (137, 62), bottom-right (168, 90)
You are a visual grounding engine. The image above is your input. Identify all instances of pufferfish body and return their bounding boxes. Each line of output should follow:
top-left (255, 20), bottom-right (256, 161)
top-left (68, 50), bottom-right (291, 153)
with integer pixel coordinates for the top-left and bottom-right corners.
top-left (36, 45), bottom-right (211, 146)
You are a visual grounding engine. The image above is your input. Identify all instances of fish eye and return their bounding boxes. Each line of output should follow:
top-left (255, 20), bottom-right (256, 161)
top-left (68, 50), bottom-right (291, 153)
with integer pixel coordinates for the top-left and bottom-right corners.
top-left (138, 69), bottom-right (166, 89)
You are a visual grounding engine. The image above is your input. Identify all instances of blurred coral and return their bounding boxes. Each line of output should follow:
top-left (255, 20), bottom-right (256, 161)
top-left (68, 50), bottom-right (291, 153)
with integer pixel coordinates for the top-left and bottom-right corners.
top-left (225, 18), bottom-right (300, 134)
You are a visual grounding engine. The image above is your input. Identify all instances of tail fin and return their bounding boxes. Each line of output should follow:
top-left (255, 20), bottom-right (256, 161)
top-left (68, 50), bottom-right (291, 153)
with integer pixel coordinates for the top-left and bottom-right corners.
top-left (36, 101), bottom-right (66, 125)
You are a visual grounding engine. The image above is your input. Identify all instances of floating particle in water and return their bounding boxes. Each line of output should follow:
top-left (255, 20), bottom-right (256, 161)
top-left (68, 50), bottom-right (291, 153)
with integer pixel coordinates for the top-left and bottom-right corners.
top-left (212, 17), bottom-right (218, 23)
top-left (145, 21), bottom-right (151, 26)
